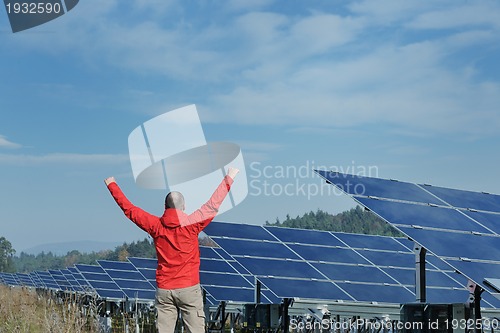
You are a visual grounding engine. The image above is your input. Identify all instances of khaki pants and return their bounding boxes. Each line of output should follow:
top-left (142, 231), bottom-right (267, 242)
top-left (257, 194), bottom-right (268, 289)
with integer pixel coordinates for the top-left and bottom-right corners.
top-left (156, 284), bottom-right (205, 333)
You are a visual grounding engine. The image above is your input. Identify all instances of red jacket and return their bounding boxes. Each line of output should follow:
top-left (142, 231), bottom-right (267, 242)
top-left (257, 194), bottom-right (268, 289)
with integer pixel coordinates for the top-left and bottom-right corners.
top-left (107, 175), bottom-right (233, 289)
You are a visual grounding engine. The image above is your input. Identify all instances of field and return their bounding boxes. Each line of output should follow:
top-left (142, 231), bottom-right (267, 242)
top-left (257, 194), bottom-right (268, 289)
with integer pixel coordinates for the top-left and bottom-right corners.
top-left (0, 285), bottom-right (100, 333)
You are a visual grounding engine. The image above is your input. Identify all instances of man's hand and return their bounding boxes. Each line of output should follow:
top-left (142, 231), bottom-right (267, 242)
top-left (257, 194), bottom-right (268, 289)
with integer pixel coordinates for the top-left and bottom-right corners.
top-left (226, 167), bottom-right (239, 180)
top-left (104, 177), bottom-right (116, 186)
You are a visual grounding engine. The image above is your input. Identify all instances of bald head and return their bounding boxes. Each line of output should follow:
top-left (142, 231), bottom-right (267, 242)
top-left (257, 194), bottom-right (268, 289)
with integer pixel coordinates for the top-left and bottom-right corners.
top-left (165, 191), bottom-right (185, 210)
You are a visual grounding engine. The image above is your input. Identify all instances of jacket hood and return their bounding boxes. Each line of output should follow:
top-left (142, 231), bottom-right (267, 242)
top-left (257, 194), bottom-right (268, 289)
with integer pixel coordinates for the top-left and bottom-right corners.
top-left (160, 209), bottom-right (188, 228)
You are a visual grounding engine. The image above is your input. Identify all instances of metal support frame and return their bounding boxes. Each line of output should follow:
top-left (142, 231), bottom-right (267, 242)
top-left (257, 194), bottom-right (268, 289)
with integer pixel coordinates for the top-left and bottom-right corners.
top-left (282, 298), bottom-right (292, 333)
top-left (414, 243), bottom-right (427, 303)
top-left (254, 278), bottom-right (261, 304)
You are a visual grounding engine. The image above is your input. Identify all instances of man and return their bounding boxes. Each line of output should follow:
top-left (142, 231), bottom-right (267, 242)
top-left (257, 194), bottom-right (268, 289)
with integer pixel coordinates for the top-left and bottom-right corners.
top-left (104, 167), bottom-right (239, 333)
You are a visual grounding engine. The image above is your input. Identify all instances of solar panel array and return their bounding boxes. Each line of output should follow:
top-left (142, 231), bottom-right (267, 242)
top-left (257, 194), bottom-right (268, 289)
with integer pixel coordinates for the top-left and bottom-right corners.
top-left (2, 220), bottom-right (499, 309)
top-left (316, 170), bottom-right (500, 304)
top-left (203, 221), bottom-right (500, 308)
top-left (0, 260), bottom-right (156, 302)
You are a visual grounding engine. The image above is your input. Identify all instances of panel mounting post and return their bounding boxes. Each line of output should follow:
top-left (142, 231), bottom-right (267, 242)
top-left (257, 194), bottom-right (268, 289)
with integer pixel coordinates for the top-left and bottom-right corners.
top-left (254, 277), bottom-right (261, 303)
top-left (282, 298), bottom-right (292, 333)
top-left (414, 243), bottom-right (427, 303)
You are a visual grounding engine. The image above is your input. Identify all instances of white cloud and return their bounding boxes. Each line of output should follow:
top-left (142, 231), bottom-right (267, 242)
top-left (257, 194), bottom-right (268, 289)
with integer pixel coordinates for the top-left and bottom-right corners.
top-left (0, 153), bottom-right (129, 165)
top-left (0, 135), bottom-right (22, 149)
top-left (4, 0), bottom-right (500, 137)
top-left (407, 2), bottom-right (500, 30)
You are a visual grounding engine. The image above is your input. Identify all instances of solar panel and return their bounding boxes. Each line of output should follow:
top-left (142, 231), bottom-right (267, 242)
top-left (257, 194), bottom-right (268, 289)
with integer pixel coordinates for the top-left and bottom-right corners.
top-left (61, 269), bottom-right (84, 292)
top-left (16, 273), bottom-right (35, 287)
top-left (0, 273), bottom-right (19, 286)
top-left (205, 221), bottom-right (480, 306)
top-left (257, 277), bottom-right (350, 300)
top-left (421, 184), bottom-right (500, 213)
top-left (127, 257), bottom-right (157, 289)
top-left (316, 171), bottom-right (500, 305)
top-left (198, 246), bottom-right (277, 303)
top-left (67, 267), bottom-right (91, 290)
top-left (36, 271), bottom-right (60, 290)
top-left (315, 170), bottom-right (443, 204)
top-left (356, 197), bottom-right (494, 234)
top-left (75, 264), bottom-right (125, 300)
top-left (97, 260), bottom-right (156, 301)
top-left (49, 270), bottom-right (73, 291)
top-left (30, 272), bottom-right (45, 288)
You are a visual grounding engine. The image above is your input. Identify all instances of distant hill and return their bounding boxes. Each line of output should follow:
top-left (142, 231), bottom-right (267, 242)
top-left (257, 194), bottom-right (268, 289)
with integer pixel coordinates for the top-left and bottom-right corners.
top-left (22, 240), bottom-right (123, 256)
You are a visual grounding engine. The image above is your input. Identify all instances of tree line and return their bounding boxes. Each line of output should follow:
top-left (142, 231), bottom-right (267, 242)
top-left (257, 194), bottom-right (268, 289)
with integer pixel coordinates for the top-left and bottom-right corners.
top-left (266, 206), bottom-right (402, 236)
top-left (1, 206), bottom-right (400, 273)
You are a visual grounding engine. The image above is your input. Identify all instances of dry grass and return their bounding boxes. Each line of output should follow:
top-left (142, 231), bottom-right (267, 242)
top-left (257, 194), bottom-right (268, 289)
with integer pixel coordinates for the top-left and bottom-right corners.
top-left (0, 285), bottom-right (100, 333)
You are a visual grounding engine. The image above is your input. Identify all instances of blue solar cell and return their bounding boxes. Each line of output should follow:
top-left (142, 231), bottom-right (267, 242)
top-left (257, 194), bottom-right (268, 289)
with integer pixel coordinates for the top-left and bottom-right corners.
top-left (334, 232), bottom-right (411, 252)
top-left (395, 238), bottom-right (416, 251)
top-left (381, 268), bottom-right (463, 289)
top-left (378, 267), bottom-right (414, 285)
top-left (357, 197), bottom-right (493, 234)
top-left (266, 226), bottom-right (344, 247)
top-left (311, 263), bottom-right (395, 284)
top-left (259, 277), bottom-right (350, 300)
top-left (98, 260), bottom-right (137, 271)
top-left (426, 271), bottom-right (465, 289)
top-left (316, 170), bottom-right (442, 204)
top-left (425, 288), bottom-right (470, 304)
top-left (106, 270), bottom-right (146, 281)
top-left (36, 271), bottom-right (60, 289)
top-left (200, 272), bottom-right (253, 288)
top-left (426, 255), bottom-right (453, 271)
top-left (236, 257), bottom-right (325, 280)
top-left (88, 280), bottom-right (121, 290)
top-left (205, 221), bottom-right (275, 241)
top-left (289, 244), bottom-right (369, 265)
top-left (114, 279), bottom-right (154, 290)
top-left (214, 238), bottom-right (300, 260)
top-left (398, 227), bottom-right (500, 262)
top-left (94, 289), bottom-right (126, 300)
top-left (79, 272), bottom-right (113, 282)
top-left (17, 273), bottom-right (35, 287)
top-left (336, 282), bottom-right (415, 303)
top-left (421, 184), bottom-right (500, 213)
top-left (261, 290), bottom-right (281, 304)
top-left (445, 260), bottom-right (500, 294)
top-left (128, 257), bottom-right (157, 269)
top-left (226, 260), bottom-right (252, 275)
top-left (203, 286), bottom-right (255, 303)
top-left (200, 259), bottom-right (237, 274)
top-left (76, 264), bottom-right (106, 274)
top-left (49, 270), bottom-right (73, 291)
top-left (213, 248), bottom-right (233, 260)
top-left (137, 268), bottom-right (156, 281)
top-left (463, 211), bottom-right (500, 235)
top-left (482, 292), bottom-right (500, 308)
top-left (1, 273), bottom-right (19, 286)
top-left (200, 246), bottom-right (222, 259)
top-left (356, 249), bottom-right (415, 268)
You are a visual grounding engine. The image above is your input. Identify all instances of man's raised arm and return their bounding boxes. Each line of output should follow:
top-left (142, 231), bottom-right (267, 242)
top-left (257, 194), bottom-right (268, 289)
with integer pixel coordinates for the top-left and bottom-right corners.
top-left (105, 176), bottom-right (161, 237)
top-left (185, 167), bottom-right (239, 228)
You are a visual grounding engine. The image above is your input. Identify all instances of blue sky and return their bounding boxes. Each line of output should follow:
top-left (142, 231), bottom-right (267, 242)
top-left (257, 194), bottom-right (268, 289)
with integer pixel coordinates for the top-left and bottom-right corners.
top-left (1, 0), bottom-right (500, 252)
